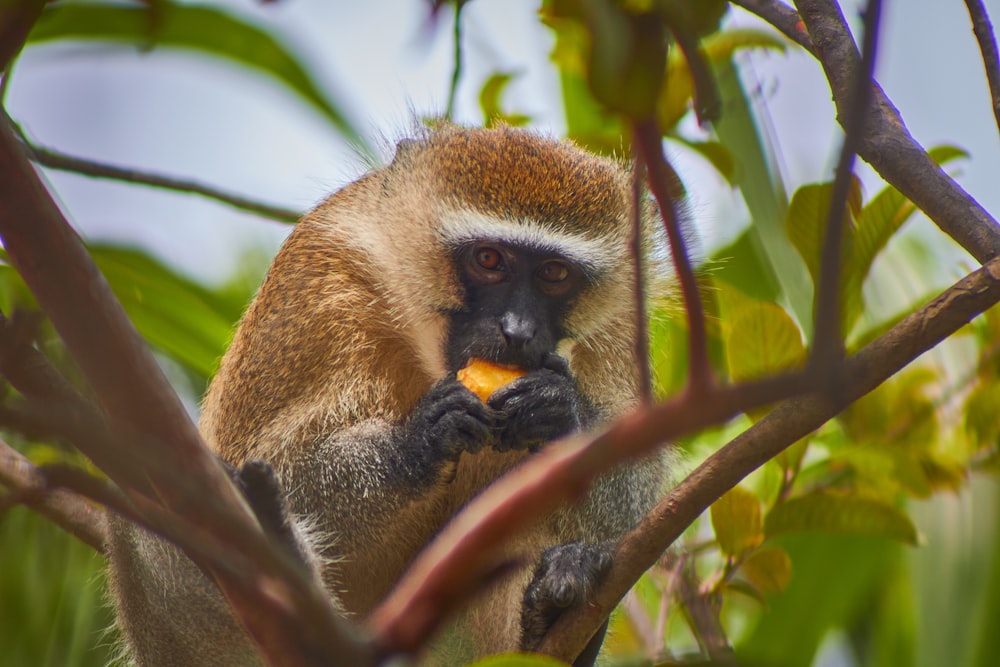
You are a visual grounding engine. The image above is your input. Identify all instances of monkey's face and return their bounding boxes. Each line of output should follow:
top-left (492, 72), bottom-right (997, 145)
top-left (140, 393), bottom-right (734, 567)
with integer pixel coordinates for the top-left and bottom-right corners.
top-left (445, 241), bottom-right (589, 372)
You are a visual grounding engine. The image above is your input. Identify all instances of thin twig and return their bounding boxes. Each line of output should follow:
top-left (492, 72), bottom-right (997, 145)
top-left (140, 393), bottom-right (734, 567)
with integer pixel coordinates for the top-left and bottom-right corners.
top-left (676, 561), bottom-right (733, 662)
top-left (667, 25), bottom-right (722, 125)
top-left (810, 0), bottom-right (882, 381)
top-left (964, 0), bottom-right (1000, 136)
top-left (632, 118), bottom-right (712, 394)
top-left (731, 0), bottom-right (814, 52)
top-left (444, 0), bottom-right (466, 121)
top-left (13, 125), bottom-right (301, 224)
top-left (630, 151), bottom-right (653, 404)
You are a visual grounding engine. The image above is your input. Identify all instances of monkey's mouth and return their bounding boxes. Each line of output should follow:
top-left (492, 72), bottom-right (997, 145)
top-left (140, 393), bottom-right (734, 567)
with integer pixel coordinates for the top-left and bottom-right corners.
top-left (469, 346), bottom-right (546, 372)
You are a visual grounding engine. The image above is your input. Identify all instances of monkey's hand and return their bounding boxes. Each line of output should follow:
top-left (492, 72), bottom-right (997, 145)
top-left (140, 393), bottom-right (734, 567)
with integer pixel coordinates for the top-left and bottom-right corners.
top-left (488, 354), bottom-right (581, 452)
top-left (399, 377), bottom-right (498, 484)
top-left (230, 459), bottom-right (315, 573)
top-left (520, 541), bottom-right (613, 665)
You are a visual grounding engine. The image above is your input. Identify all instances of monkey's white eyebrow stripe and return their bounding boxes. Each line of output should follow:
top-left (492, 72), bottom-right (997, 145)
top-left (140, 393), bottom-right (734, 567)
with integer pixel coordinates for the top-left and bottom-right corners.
top-left (439, 211), bottom-right (619, 275)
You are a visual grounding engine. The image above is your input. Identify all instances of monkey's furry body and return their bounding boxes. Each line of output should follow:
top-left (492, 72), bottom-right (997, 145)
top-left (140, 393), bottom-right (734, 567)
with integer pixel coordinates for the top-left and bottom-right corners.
top-left (107, 126), bottom-right (667, 666)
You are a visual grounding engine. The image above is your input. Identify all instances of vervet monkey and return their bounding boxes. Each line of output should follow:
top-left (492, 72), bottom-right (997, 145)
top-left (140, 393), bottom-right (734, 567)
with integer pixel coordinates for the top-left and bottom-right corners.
top-left (107, 125), bottom-right (669, 666)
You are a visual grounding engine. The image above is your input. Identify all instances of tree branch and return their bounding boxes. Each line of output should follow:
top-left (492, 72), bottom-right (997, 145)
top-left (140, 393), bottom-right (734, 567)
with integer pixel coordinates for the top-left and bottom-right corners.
top-left (0, 0), bottom-right (45, 72)
top-left (811, 0), bottom-right (882, 380)
top-left (0, 438), bottom-right (107, 553)
top-left (18, 131), bottom-right (301, 223)
top-left (731, 0), bottom-right (813, 52)
top-left (964, 0), bottom-right (1000, 136)
top-left (630, 152), bottom-right (652, 404)
top-left (633, 117), bottom-right (713, 393)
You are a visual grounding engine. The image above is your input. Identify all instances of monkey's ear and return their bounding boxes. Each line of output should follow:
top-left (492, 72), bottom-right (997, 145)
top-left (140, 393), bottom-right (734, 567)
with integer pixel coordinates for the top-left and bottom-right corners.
top-left (391, 138), bottom-right (419, 165)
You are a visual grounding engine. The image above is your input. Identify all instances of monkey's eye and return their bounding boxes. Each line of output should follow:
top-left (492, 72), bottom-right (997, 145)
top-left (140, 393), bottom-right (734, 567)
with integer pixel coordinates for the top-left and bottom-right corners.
top-left (475, 247), bottom-right (504, 271)
top-left (537, 260), bottom-right (570, 283)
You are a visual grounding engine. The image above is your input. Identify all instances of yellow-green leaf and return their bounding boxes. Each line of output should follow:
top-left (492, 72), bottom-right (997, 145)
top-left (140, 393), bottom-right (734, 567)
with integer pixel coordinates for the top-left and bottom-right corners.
top-left (724, 298), bottom-right (805, 383)
top-left (965, 382), bottom-right (1000, 449)
top-left (479, 72), bottom-right (531, 128)
top-left (741, 545), bottom-right (793, 594)
top-left (765, 493), bottom-right (919, 545)
top-left (711, 485), bottom-right (764, 557)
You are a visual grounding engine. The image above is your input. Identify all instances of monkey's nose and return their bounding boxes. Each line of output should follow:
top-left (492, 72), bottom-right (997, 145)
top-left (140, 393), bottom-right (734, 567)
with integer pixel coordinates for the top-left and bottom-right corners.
top-left (499, 312), bottom-right (536, 348)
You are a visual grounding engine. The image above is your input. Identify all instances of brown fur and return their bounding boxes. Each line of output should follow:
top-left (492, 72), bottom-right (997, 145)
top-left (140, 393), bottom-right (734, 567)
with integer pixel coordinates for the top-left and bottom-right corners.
top-left (108, 125), bottom-right (667, 666)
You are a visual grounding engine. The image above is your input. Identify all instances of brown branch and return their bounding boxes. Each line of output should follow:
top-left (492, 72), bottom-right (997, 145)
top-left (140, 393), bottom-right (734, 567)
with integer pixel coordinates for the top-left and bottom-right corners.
top-left (667, 25), bottom-right (722, 125)
top-left (739, 0), bottom-right (1000, 263)
top-left (0, 311), bottom-right (85, 405)
top-left (732, 0), bottom-right (813, 52)
top-left (632, 117), bottom-right (713, 393)
top-left (37, 460), bottom-right (322, 613)
top-left (0, 111), bottom-right (364, 666)
top-left (0, 438), bottom-right (107, 553)
top-left (0, 0), bottom-right (45, 72)
top-left (19, 133), bottom-right (301, 224)
top-left (676, 562), bottom-right (733, 662)
top-left (811, 0), bottom-right (882, 379)
top-left (964, 0), bottom-right (1000, 136)
top-left (630, 152), bottom-right (652, 404)
top-left (536, 253), bottom-right (1000, 661)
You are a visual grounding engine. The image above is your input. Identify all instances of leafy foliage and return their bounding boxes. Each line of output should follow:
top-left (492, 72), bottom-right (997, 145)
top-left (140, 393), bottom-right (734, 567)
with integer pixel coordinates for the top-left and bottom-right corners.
top-left (2, 1), bottom-right (998, 666)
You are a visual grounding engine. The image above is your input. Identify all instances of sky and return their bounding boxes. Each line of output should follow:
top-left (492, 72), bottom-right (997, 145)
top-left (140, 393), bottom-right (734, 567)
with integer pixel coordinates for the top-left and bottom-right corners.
top-left (6, 0), bottom-right (999, 289)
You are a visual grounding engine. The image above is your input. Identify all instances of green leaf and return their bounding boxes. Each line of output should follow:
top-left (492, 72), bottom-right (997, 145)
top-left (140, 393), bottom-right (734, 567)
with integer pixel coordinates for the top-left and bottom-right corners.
top-left (785, 178), bottom-right (864, 333)
top-left (856, 145), bottom-right (968, 295)
top-left (674, 137), bottom-right (736, 184)
top-left (546, 0), bottom-right (666, 120)
top-left (649, 310), bottom-right (688, 396)
top-left (964, 382), bottom-right (1000, 450)
top-left (785, 146), bottom-right (966, 338)
top-left (711, 485), bottom-right (764, 557)
top-left (714, 58), bottom-right (813, 337)
top-left (90, 245), bottom-right (239, 380)
top-left (765, 493), bottom-right (919, 545)
top-left (738, 534), bottom-right (901, 666)
top-left (479, 72), bottom-right (531, 128)
top-left (545, 9), bottom-right (625, 155)
top-left (27, 1), bottom-right (366, 150)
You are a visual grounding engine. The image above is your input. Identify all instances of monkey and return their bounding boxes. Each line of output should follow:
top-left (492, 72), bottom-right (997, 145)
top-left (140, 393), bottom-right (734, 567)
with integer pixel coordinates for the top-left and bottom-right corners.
top-left (106, 124), bottom-right (669, 666)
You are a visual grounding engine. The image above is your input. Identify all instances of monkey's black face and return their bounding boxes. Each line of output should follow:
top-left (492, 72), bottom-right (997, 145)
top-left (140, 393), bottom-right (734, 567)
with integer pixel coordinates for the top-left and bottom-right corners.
top-left (446, 241), bottom-right (587, 372)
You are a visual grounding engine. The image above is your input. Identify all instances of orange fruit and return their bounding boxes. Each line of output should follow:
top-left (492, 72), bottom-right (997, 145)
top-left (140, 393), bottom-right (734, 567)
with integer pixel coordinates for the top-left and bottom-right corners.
top-left (456, 358), bottom-right (527, 401)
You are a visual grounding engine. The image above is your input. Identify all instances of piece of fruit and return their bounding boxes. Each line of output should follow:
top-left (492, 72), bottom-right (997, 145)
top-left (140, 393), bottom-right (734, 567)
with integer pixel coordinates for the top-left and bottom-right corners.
top-left (456, 358), bottom-right (526, 401)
